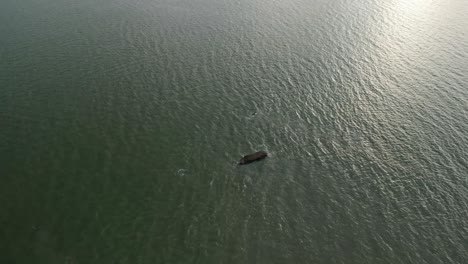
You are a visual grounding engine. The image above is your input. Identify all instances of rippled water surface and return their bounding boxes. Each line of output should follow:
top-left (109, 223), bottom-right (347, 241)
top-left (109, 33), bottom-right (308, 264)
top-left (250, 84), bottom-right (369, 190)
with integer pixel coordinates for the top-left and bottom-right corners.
top-left (1, 0), bottom-right (468, 263)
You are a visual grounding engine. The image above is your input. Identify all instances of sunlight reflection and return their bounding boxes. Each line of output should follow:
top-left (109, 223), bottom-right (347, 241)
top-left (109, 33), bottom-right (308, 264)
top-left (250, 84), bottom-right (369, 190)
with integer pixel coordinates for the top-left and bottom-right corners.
top-left (392, 0), bottom-right (434, 20)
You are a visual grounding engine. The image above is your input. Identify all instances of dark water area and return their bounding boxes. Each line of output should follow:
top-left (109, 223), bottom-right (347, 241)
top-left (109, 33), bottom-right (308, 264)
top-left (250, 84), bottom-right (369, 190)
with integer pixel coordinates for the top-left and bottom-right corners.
top-left (1, 0), bottom-right (467, 263)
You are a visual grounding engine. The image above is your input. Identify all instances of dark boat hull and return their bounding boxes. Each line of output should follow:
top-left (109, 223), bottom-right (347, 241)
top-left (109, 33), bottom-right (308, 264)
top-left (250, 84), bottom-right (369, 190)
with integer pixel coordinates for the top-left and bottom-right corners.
top-left (238, 151), bottom-right (268, 165)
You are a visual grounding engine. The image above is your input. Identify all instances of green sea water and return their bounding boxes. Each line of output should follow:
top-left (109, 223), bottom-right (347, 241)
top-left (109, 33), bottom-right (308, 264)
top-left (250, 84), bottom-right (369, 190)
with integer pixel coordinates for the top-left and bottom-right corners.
top-left (1, 0), bottom-right (467, 263)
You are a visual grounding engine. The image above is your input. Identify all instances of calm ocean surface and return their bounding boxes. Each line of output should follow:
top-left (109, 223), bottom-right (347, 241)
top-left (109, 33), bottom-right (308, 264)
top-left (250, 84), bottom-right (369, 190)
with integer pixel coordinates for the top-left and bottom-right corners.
top-left (1, 0), bottom-right (467, 263)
